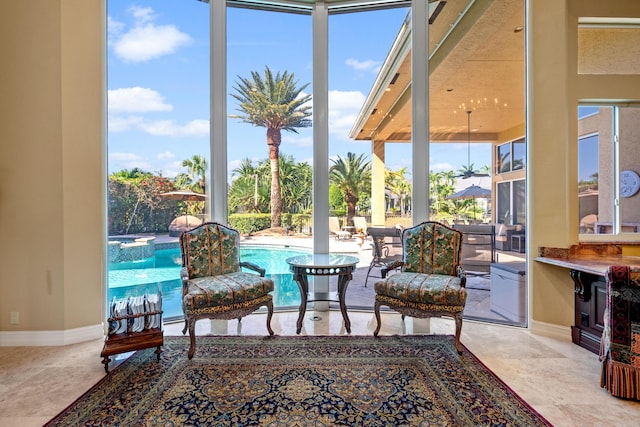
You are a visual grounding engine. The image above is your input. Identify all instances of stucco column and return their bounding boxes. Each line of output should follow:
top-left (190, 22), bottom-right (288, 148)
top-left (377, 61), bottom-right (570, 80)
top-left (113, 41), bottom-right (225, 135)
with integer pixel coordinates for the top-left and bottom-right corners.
top-left (371, 140), bottom-right (386, 226)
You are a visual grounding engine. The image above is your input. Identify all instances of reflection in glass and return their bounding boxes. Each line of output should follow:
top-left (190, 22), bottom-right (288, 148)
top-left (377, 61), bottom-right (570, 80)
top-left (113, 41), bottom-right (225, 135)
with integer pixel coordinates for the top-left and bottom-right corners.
top-left (497, 143), bottom-right (511, 173)
top-left (578, 134), bottom-right (599, 233)
top-left (512, 138), bottom-right (525, 171)
top-left (497, 181), bottom-right (511, 224)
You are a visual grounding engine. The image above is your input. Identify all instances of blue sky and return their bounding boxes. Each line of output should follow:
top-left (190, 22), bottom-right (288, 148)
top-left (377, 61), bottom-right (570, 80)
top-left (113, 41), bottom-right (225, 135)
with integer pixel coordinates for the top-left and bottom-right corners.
top-left (106, 0), bottom-right (491, 182)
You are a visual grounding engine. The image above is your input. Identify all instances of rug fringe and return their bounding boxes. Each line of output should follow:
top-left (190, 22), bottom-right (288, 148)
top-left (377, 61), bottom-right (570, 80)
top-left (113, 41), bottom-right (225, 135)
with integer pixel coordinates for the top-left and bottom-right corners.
top-left (601, 359), bottom-right (640, 399)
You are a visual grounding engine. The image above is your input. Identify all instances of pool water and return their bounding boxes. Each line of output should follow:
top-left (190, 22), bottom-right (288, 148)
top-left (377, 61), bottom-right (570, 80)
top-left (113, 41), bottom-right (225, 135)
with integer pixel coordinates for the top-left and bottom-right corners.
top-left (107, 245), bottom-right (309, 319)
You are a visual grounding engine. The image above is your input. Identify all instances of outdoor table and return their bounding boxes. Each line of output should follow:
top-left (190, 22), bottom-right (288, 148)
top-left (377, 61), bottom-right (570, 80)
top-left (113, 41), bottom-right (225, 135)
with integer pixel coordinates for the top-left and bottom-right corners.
top-left (286, 254), bottom-right (359, 334)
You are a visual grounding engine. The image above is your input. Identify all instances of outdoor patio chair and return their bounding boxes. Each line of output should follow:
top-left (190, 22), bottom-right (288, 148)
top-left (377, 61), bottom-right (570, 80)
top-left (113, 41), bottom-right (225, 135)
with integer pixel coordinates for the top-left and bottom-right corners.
top-left (373, 221), bottom-right (467, 353)
top-left (364, 226), bottom-right (403, 287)
top-left (352, 216), bottom-right (368, 234)
top-left (329, 216), bottom-right (351, 240)
top-left (600, 265), bottom-right (640, 400)
top-left (179, 222), bottom-right (274, 359)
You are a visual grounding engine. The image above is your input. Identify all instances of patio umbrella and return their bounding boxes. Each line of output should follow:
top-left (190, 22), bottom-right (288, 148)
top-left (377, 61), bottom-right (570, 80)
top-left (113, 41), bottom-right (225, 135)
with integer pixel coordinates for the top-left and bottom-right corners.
top-left (447, 184), bottom-right (491, 201)
top-left (447, 184), bottom-right (491, 220)
top-left (160, 190), bottom-right (207, 229)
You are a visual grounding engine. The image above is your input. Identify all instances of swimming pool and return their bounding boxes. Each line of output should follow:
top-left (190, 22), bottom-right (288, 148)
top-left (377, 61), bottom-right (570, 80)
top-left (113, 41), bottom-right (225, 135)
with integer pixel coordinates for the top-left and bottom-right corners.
top-left (107, 245), bottom-right (310, 319)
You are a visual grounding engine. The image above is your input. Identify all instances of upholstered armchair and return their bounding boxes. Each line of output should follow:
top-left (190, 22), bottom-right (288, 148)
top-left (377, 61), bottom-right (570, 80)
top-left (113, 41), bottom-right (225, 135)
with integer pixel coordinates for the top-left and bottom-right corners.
top-left (600, 265), bottom-right (640, 399)
top-left (373, 221), bottom-right (467, 353)
top-left (180, 222), bottom-right (274, 359)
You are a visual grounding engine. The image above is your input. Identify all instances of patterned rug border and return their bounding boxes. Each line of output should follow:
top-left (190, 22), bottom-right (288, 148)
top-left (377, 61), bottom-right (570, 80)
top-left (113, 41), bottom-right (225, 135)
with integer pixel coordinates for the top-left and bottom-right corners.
top-left (46, 334), bottom-right (552, 426)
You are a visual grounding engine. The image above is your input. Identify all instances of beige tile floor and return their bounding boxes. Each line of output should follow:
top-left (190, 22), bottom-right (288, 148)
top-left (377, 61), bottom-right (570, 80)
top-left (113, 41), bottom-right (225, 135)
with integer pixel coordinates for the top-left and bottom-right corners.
top-left (1, 310), bottom-right (639, 427)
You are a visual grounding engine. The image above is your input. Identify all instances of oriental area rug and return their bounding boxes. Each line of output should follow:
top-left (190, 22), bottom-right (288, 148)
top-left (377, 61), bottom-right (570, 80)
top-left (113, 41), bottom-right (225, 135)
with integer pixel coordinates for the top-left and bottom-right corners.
top-left (46, 335), bottom-right (551, 426)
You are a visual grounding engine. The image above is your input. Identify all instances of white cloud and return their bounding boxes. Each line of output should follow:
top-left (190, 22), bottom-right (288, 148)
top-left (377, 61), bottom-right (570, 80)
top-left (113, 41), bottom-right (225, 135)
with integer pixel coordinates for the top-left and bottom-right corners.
top-left (282, 134), bottom-right (312, 147)
top-left (109, 6), bottom-right (191, 63)
top-left (108, 114), bottom-right (208, 137)
top-left (108, 115), bottom-right (144, 132)
top-left (108, 87), bottom-right (173, 114)
top-left (430, 162), bottom-right (455, 172)
top-left (160, 160), bottom-right (184, 179)
top-left (128, 6), bottom-right (154, 24)
top-left (108, 152), bottom-right (152, 171)
top-left (138, 119), bottom-right (209, 137)
top-left (346, 58), bottom-right (382, 74)
top-left (328, 90), bottom-right (366, 140)
top-left (157, 151), bottom-right (175, 160)
top-left (107, 16), bottom-right (125, 40)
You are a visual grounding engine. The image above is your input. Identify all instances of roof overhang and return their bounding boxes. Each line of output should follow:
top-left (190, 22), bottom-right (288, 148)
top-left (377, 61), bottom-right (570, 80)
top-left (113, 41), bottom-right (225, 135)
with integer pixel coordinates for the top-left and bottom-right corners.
top-left (349, 0), bottom-right (525, 145)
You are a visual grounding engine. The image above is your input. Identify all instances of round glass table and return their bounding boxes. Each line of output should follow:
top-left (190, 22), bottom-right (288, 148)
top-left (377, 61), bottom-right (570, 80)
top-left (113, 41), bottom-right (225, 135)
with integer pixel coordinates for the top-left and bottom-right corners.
top-left (286, 254), bottom-right (359, 334)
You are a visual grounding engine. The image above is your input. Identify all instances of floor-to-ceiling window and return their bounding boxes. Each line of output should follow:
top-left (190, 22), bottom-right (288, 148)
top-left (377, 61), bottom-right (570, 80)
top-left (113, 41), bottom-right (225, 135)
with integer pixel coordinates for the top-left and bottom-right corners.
top-left (106, 0), bottom-right (210, 319)
top-left (105, 0), bottom-right (528, 325)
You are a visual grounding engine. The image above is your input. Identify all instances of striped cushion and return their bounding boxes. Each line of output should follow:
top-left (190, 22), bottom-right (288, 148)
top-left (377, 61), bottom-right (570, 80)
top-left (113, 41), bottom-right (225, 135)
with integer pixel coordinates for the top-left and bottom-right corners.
top-left (375, 272), bottom-right (466, 306)
top-left (183, 271), bottom-right (274, 313)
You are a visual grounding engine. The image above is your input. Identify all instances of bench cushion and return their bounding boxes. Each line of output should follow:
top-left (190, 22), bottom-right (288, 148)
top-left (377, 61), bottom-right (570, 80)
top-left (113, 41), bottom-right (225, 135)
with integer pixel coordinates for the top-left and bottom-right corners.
top-left (183, 271), bottom-right (274, 314)
top-left (375, 272), bottom-right (467, 307)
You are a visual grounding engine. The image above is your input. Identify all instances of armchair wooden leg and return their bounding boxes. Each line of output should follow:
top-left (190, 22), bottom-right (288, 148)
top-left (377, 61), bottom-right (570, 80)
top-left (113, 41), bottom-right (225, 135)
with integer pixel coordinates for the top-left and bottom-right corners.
top-left (187, 318), bottom-right (197, 360)
top-left (266, 301), bottom-right (274, 336)
top-left (454, 314), bottom-right (463, 354)
top-left (373, 299), bottom-right (382, 336)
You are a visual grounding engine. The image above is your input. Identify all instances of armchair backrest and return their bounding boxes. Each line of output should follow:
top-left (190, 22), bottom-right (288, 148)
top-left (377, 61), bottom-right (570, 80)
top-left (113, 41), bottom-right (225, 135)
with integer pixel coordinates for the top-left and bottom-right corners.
top-left (180, 222), bottom-right (241, 278)
top-left (402, 221), bottom-right (462, 276)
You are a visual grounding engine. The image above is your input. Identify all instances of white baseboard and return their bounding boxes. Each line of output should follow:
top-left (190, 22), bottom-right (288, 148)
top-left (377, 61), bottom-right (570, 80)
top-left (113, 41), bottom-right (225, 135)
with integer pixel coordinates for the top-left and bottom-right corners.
top-left (0, 323), bottom-right (104, 346)
top-left (529, 319), bottom-right (572, 342)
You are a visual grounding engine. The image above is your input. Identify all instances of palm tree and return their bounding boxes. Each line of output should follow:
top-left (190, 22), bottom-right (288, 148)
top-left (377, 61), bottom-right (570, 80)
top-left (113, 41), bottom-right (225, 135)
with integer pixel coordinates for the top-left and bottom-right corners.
top-left (330, 152), bottom-right (371, 226)
top-left (429, 170), bottom-right (457, 219)
top-left (230, 158), bottom-right (263, 213)
top-left (385, 167), bottom-right (412, 217)
top-left (232, 66), bottom-right (312, 227)
top-left (181, 155), bottom-right (207, 193)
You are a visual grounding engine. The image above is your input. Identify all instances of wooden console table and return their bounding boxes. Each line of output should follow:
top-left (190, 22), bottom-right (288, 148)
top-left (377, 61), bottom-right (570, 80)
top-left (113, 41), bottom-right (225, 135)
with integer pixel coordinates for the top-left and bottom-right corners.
top-left (536, 248), bottom-right (640, 354)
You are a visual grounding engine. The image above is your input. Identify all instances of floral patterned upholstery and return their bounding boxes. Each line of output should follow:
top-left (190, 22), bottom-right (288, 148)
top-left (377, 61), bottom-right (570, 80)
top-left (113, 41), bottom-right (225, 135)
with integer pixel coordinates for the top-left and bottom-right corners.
top-left (373, 222), bottom-right (467, 353)
top-left (180, 222), bottom-right (274, 359)
top-left (600, 265), bottom-right (640, 400)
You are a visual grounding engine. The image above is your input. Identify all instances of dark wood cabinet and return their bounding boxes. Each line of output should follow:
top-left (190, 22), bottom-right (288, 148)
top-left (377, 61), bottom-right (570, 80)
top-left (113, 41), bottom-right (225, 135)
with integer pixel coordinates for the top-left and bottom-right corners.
top-left (570, 270), bottom-right (606, 354)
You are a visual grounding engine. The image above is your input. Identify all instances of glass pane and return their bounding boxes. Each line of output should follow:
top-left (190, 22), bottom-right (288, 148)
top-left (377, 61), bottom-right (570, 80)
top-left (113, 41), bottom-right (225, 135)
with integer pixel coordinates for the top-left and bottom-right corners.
top-left (497, 181), bottom-right (511, 224)
top-left (578, 134), bottom-right (599, 233)
top-left (578, 106), bottom-right (612, 235)
top-left (513, 179), bottom-right (526, 225)
top-left (106, 0), bottom-right (209, 320)
top-left (617, 105), bottom-right (640, 233)
top-left (512, 138), bottom-right (525, 171)
top-left (227, 7), bottom-right (312, 232)
top-left (497, 143), bottom-right (511, 173)
top-left (329, 6), bottom-right (409, 239)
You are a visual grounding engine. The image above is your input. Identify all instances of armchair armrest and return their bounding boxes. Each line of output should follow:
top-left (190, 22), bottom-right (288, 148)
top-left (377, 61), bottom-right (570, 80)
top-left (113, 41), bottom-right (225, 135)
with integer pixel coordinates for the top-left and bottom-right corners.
top-left (180, 266), bottom-right (190, 296)
top-left (381, 260), bottom-right (404, 278)
top-left (240, 261), bottom-right (266, 277)
top-left (457, 265), bottom-right (467, 287)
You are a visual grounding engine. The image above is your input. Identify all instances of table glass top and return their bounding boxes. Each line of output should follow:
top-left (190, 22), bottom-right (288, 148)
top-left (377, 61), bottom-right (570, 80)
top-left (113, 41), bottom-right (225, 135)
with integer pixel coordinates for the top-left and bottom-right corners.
top-left (286, 253), bottom-right (359, 268)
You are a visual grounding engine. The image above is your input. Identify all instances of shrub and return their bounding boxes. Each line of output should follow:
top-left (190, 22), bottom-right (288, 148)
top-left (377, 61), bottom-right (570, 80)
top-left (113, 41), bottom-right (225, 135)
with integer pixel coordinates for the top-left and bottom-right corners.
top-left (228, 214), bottom-right (271, 234)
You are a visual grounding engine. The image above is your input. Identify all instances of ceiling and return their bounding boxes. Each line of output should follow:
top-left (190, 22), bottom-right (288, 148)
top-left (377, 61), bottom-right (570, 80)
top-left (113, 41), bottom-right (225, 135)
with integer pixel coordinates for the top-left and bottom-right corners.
top-left (350, 0), bottom-right (526, 144)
